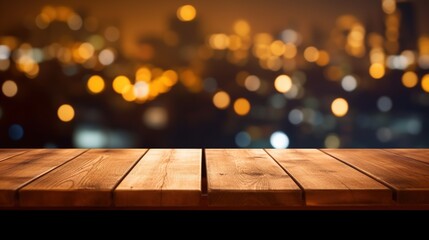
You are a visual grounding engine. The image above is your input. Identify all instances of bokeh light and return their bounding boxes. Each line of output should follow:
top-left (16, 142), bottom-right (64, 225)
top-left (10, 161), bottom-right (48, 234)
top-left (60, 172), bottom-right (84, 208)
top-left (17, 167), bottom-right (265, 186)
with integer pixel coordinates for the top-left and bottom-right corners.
top-left (213, 91), bottom-right (230, 109)
top-left (274, 74), bottom-right (292, 93)
top-left (402, 71), bottom-right (418, 88)
top-left (377, 96), bottom-right (393, 112)
top-left (233, 98), bottom-right (251, 116)
top-left (9, 124), bottom-right (24, 141)
top-left (177, 5), bottom-right (196, 22)
top-left (57, 104), bottom-right (75, 122)
top-left (113, 75), bottom-right (131, 94)
top-left (270, 131), bottom-right (290, 149)
top-left (143, 107), bottom-right (168, 129)
top-left (422, 74), bottom-right (429, 93)
top-left (369, 63), bottom-right (385, 79)
top-left (331, 98), bottom-right (349, 117)
top-left (235, 131), bottom-right (251, 147)
top-left (87, 75), bottom-right (105, 94)
top-left (2, 80), bottom-right (18, 97)
top-left (324, 134), bottom-right (340, 148)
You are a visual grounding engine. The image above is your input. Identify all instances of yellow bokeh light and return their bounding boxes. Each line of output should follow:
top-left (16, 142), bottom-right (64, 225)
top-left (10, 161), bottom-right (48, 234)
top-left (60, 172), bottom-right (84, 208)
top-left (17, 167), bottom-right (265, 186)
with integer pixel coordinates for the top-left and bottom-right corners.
top-left (177, 5), bottom-right (196, 22)
top-left (304, 46), bottom-right (319, 62)
top-left (136, 67), bottom-right (151, 82)
top-left (331, 98), bottom-right (349, 117)
top-left (78, 42), bottom-right (94, 60)
top-left (57, 104), bottom-right (75, 122)
top-left (2, 80), bottom-right (18, 97)
top-left (234, 98), bottom-right (251, 116)
top-left (87, 75), bottom-right (105, 94)
top-left (274, 74), bottom-right (292, 93)
top-left (213, 91), bottom-right (230, 109)
top-left (233, 20), bottom-right (250, 36)
top-left (112, 75), bottom-right (131, 94)
top-left (422, 74), bottom-right (429, 93)
top-left (122, 84), bottom-right (136, 102)
top-left (209, 34), bottom-right (230, 50)
top-left (162, 70), bottom-right (178, 86)
top-left (324, 134), bottom-right (341, 148)
top-left (270, 40), bottom-right (286, 56)
top-left (316, 50), bottom-right (330, 66)
top-left (402, 71), bottom-right (418, 88)
top-left (382, 0), bottom-right (396, 14)
top-left (283, 43), bottom-right (297, 59)
top-left (369, 63), bottom-right (385, 79)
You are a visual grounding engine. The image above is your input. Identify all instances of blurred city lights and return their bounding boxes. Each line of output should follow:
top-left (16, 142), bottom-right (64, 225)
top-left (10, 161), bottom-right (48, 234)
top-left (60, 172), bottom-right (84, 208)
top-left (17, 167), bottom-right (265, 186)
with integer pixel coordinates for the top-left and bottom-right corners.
top-left (177, 5), bottom-right (196, 22)
top-left (87, 75), bottom-right (105, 94)
top-left (2, 80), bottom-right (18, 97)
top-left (331, 98), bottom-right (349, 117)
top-left (57, 104), bottom-right (75, 122)
top-left (274, 74), bottom-right (292, 93)
top-left (270, 131), bottom-right (289, 149)
top-left (213, 91), bottom-right (230, 109)
top-left (233, 98), bottom-right (251, 116)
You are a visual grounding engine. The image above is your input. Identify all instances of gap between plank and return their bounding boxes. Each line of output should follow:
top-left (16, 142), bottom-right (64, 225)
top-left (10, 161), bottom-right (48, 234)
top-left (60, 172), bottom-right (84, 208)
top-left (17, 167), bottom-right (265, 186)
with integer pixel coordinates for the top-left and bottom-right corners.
top-left (0, 149), bottom-right (31, 163)
top-left (318, 149), bottom-right (398, 202)
top-left (201, 148), bottom-right (208, 196)
top-left (263, 149), bottom-right (306, 204)
top-left (15, 149), bottom-right (90, 205)
top-left (381, 149), bottom-right (429, 166)
top-left (111, 149), bottom-right (151, 207)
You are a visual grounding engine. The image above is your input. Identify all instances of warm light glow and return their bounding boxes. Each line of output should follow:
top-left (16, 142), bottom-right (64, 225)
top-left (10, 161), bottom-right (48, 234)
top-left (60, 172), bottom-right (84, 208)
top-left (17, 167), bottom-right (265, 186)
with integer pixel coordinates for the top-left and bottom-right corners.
top-left (122, 84), bottom-right (136, 102)
top-left (87, 75), bottom-right (105, 94)
top-left (162, 70), bottom-right (179, 86)
top-left (233, 98), bottom-right (251, 116)
top-left (177, 5), bottom-right (196, 22)
top-left (98, 49), bottom-right (115, 65)
top-left (233, 20), bottom-right (250, 36)
top-left (209, 34), bottom-right (230, 50)
top-left (274, 74), bottom-right (292, 93)
top-left (283, 43), bottom-right (297, 59)
top-left (422, 74), bottom-right (429, 93)
top-left (213, 91), bottom-right (230, 109)
top-left (244, 75), bottom-right (261, 92)
top-left (369, 63), bottom-right (385, 79)
top-left (78, 42), bottom-right (94, 60)
top-left (382, 0), bottom-right (396, 14)
top-left (270, 40), bottom-right (285, 56)
top-left (136, 67), bottom-right (152, 82)
top-left (57, 104), bottom-right (75, 122)
top-left (2, 80), bottom-right (18, 97)
top-left (325, 134), bottom-right (340, 148)
top-left (402, 71), bottom-right (418, 88)
top-left (304, 46), bottom-right (319, 62)
top-left (113, 75), bottom-right (131, 94)
top-left (316, 50), bottom-right (330, 66)
top-left (331, 98), bottom-right (349, 117)
top-left (134, 81), bottom-right (150, 99)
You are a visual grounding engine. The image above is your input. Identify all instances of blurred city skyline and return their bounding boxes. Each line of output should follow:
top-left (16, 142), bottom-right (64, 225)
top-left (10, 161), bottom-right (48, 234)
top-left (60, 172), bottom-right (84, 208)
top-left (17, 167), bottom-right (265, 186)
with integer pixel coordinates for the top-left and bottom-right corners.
top-left (1, 0), bottom-right (428, 148)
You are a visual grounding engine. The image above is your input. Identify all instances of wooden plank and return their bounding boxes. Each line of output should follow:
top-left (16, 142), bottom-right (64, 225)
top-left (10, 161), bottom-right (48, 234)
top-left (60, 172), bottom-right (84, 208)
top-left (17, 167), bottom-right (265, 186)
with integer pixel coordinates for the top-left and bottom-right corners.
top-left (323, 149), bottom-right (429, 204)
top-left (0, 149), bottom-right (85, 207)
top-left (20, 149), bottom-right (147, 207)
top-left (266, 149), bottom-right (392, 205)
top-left (0, 149), bottom-right (28, 162)
top-left (115, 149), bottom-right (201, 206)
top-left (384, 149), bottom-right (429, 165)
top-left (206, 149), bottom-right (302, 207)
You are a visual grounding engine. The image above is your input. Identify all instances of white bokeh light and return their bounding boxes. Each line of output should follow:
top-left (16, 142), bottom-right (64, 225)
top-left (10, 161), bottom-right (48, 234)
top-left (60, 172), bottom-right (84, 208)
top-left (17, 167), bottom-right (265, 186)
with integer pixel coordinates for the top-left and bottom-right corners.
top-left (270, 131), bottom-right (290, 149)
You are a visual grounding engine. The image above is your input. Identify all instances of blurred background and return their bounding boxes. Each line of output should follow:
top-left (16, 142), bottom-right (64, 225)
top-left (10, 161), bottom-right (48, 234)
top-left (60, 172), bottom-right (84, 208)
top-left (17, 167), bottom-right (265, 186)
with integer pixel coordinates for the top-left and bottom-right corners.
top-left (0, 0), bottom-right (428, 148)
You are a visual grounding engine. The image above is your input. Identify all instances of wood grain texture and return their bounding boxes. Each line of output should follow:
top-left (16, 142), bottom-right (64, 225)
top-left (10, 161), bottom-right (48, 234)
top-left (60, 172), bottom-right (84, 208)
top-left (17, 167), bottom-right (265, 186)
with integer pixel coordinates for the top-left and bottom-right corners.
top-left (384, 149), bottom-right (429, 165)
top-left (0, 149), bottom-right (28, 162)
top-left (115, 149), bottom-right (201, 206)
top-left (266, 149), bottom-right (392, 205)
top-left (19, 149), bottom-right (147, 207)
top-left (0, 149), bottom-right (85, 207)
top-left (206, 149), bottom-right (302, 206)
top-left (324, 149), bottom-right (429, 204)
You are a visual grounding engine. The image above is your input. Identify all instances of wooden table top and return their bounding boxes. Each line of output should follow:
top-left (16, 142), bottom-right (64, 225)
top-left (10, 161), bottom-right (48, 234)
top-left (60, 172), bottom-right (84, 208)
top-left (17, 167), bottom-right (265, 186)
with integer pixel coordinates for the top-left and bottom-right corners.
top-left (0, 148), bottom-right (428, 209)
